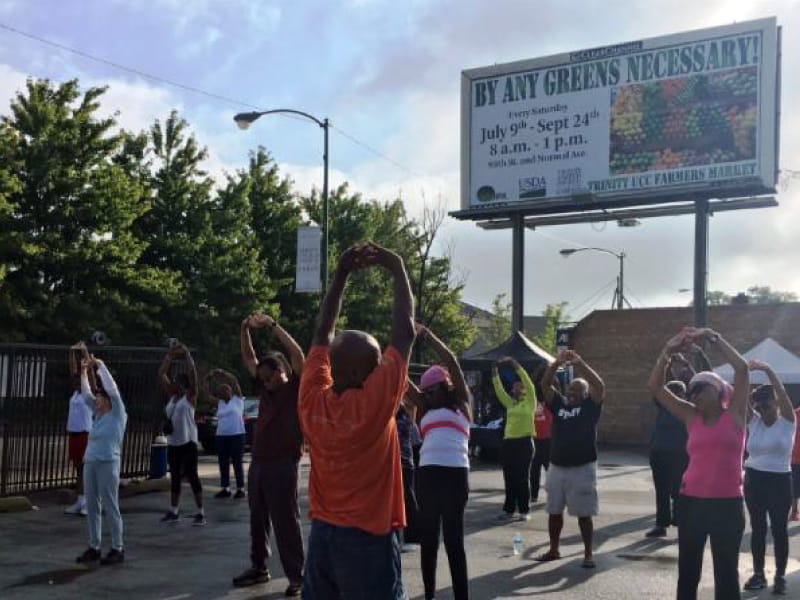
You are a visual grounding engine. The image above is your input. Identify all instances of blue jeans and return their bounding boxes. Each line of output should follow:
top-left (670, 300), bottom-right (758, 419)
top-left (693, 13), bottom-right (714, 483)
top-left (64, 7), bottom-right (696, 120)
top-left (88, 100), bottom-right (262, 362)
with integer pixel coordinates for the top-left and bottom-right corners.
top-left (302, 519), bottom-right (406, 600)
top-left (84, 459), bottom-right (123, 550)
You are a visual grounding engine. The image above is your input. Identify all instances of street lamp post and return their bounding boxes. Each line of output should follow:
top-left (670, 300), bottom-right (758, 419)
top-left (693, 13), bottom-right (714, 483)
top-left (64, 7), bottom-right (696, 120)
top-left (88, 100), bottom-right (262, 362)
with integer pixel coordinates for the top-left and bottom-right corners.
top-left (233, 109), bottom-right (330, 291)
top-left (559, 247), bottom-right (629, 310)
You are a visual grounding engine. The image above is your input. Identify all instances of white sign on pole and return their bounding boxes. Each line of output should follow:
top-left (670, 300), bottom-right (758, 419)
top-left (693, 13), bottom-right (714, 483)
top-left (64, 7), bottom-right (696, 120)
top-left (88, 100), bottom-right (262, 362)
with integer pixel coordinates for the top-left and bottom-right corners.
top-left (460, 17), bottom-right (780, 215)
top-left (295, 226), bottom-right (321, 293)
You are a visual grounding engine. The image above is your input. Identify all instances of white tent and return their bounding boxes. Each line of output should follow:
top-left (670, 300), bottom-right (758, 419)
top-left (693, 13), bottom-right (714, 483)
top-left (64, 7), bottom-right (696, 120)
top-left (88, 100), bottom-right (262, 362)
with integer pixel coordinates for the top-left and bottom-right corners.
top-left (714, 337), bottom-right (800, 384)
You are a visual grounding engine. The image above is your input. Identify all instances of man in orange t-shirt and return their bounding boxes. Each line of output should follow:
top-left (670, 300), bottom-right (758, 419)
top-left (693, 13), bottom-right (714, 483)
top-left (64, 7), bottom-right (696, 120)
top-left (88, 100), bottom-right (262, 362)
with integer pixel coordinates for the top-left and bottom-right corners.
top-left (299, 243), bottom-right (415, 600)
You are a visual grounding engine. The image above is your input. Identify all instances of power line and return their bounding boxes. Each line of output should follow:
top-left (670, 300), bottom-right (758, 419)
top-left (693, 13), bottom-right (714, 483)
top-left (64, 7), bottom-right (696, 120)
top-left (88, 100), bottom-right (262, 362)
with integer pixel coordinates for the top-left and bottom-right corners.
top-left (331, 125), bottom-right (426, 179)
top-left (569, 276), bottom-right (618, 317)
top-left (0, 21), bottom-right (425, 180)
top-left (0, 21), bottom-right (263, 110)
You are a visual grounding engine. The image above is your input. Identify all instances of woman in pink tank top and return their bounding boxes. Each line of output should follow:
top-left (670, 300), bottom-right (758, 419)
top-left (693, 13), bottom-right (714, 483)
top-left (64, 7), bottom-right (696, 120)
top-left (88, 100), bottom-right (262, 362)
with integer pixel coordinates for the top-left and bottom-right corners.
top-left (648, 327), bottom-right (748, 600)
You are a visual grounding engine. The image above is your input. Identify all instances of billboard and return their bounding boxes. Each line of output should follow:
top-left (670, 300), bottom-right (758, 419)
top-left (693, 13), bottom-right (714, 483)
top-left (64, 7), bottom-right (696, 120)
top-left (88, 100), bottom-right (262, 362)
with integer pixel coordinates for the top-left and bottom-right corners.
top-left (460, 18), bottom-right (779, 216)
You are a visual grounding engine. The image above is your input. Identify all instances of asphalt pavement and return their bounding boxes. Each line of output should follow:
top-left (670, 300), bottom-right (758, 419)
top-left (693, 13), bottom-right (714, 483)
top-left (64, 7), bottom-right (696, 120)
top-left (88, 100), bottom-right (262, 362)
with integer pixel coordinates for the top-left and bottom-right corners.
top-left (0, 448), bottom-right (797, 599)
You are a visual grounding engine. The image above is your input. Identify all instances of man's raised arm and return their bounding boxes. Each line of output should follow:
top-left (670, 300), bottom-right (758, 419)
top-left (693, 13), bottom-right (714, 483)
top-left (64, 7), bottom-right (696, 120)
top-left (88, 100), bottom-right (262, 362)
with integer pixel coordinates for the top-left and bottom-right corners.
top-left (312, 245), bottom-right (365, 347)
top-left (368, 244), bottom-right (415, 361)
top-left (249, 314), bottom-right (305, 376)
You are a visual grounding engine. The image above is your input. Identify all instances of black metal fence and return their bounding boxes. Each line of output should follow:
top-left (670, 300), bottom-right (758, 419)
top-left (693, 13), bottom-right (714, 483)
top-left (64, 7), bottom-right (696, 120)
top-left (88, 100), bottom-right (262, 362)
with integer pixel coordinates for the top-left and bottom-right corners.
top-left (0, 343), bottom-right (168, 496)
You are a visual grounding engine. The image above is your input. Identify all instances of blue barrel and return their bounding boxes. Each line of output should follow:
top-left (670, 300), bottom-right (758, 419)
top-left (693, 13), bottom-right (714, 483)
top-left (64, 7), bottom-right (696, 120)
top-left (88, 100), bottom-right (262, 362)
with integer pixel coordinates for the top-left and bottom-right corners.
top-left (149, 442), bottom-right (168, 479)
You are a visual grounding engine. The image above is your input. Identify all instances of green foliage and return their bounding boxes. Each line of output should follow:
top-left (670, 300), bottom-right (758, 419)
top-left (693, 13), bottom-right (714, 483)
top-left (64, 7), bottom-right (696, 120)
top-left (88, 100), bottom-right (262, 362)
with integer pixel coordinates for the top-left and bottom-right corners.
top-left (532, 302), bottom-right (570, 356)
top-left (486, 293), bottom-right (512, 348)
top-left (0, 77), bottom-right (474, 374)
top-left (704, 287), bottom-right (797, 307)
top-left (0, 79), bottom-right (178, 343)
top-left (745, 285), bottom-right (797, 304)
top-left (707, 290), bottom-right (732, 305)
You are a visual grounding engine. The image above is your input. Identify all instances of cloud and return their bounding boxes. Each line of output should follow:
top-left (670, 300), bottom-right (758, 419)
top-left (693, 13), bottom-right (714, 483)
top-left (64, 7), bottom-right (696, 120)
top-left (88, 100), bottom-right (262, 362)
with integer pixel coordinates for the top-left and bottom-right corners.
top-left (2, 1), bottom-right (799, 320)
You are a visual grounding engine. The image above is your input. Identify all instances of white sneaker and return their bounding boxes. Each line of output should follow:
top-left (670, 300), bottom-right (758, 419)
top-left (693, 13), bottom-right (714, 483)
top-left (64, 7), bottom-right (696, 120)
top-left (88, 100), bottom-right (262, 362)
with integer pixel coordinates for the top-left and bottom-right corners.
top-left (64, 501), bottom-right (83, 515)
top-left (519, 514), bottom-right (531, 522)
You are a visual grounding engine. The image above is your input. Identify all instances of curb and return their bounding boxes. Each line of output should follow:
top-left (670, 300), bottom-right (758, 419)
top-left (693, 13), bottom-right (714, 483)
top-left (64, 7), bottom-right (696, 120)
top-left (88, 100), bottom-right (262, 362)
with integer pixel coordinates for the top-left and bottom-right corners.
top-left (0, 496), bottom-right (34, 513)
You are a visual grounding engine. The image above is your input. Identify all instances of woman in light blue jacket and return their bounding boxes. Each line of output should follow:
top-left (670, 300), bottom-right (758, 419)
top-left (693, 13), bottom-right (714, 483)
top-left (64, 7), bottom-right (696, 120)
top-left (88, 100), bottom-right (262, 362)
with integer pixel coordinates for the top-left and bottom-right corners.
top-left (75, 353), bottom-right (128, 566)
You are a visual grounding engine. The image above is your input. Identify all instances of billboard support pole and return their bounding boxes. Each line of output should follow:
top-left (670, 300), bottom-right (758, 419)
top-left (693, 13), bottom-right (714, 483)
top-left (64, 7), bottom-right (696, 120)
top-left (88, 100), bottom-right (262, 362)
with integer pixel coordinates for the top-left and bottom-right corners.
top-left (511, 214), bottom-right (525, 334)
top-left (693, 199), bottom-right (710, 327)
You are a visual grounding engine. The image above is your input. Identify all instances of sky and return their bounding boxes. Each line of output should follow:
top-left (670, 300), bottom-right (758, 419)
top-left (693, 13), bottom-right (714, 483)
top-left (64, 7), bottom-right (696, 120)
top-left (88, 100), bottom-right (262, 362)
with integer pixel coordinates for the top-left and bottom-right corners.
top-left (0, 0), bottom-right (798, 323)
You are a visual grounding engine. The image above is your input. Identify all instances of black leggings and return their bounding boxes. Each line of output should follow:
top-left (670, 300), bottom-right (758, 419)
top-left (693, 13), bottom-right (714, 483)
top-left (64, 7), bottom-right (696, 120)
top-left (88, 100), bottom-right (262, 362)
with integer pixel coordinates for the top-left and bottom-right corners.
top-left (501, 437), bottom-right (533, 514)
top-left (744, 468), bottom-right (791, 577)
top-left (677, 496), bottom-right (744, 600)
top-left (216, 434), bottom-right (245, 489)
top-left (168, 442), bottom-right (202, 496)
top-left (417, 465), bottom-right (469, 600)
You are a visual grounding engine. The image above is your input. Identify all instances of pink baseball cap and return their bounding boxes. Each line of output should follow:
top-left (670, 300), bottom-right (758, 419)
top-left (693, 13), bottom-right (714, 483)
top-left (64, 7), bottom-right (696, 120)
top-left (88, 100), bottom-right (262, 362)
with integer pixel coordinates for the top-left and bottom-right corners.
top-left (420, 365), bottom-right (451, 390)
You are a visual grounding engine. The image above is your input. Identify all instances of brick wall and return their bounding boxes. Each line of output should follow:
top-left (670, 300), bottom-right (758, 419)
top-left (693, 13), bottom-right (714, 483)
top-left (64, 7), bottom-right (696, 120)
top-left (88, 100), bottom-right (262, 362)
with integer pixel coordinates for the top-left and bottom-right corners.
top-left (571, 303), bottom-right (800, 445)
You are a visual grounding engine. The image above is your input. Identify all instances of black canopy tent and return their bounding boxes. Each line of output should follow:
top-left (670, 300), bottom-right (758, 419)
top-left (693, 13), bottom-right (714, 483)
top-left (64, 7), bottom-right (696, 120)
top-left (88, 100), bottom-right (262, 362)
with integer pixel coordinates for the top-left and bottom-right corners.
top-left (461, 330), bottom-right (555, 371)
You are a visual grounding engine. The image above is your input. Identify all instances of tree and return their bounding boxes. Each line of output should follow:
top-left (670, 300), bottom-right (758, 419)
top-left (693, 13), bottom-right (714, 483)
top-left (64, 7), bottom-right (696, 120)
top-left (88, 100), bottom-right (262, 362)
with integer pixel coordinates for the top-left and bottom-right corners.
top-left (243, 148), bottom-right (316, 349)
top-left (485, 293), bottom-right (512, 349)
top-left (746, 285), bottom-right (798, 304)
top-left (707, 290), bottom-right (732, 306)
top-left (406, 202), bottom-right (476, 360)
top-left (0, 79), bottom-right (178, 343)
top-left (302, 187), bottom-right (475, 356)
top-left (132, 112), bottom-right (273, 368)
top-left (702, 286), bottom-right (797, 307)
top-left (532, 302), bottom-right (570, 356)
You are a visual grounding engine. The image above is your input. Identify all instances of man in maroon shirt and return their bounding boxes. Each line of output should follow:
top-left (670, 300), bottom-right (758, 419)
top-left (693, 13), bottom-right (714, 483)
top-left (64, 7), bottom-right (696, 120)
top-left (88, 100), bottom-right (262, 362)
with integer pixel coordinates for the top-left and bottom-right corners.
top-left (232, 314), bottom-right (304, 597)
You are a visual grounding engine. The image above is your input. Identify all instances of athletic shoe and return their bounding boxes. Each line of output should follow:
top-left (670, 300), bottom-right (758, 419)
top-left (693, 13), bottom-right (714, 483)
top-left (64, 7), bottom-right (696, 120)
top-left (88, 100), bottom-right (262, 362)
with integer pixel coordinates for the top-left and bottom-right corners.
top-left (743, 573), bottom-right (767, 590)
top-left (160, 511), bottom-right (179, 524)
top-left (233, 489), bottom-right (246, 499)
top-left (401, 543), bottom-right (419, 553)
top-left (232, 566), bottom-right (271, 587)
top-left (496, 512), bottom-right (515, 522)
top-left (100, 548), bottom-right (125, 565)
top-left (285, 582), bottom-right (302, 597)
top-left (76, 547), bottom-right (101, 564)
top-left (773, 576), bottom-right (787, 595)
top-left (518, 513), bottom-right (531, 522)
top-left (645, 526), bottom-right (667, 538)
top-left (64, 501), bottom-right (84, 515)
top-left (215, 489), bottom-right (231, 499)
top-left (191, 513), bottom-right (207, 526)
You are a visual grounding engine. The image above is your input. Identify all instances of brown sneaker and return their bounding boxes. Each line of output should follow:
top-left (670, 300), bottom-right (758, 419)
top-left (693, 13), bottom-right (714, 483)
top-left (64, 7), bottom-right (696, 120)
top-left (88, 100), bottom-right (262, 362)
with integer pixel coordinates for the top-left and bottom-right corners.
top-left (232, 566), bottom-right (270, 587)
top-left (100, 548), bottom-right (125, 565)
top-left (285, 581), bottom-right (302, 596)
top-left (76, 547), bottom-right (101, 564)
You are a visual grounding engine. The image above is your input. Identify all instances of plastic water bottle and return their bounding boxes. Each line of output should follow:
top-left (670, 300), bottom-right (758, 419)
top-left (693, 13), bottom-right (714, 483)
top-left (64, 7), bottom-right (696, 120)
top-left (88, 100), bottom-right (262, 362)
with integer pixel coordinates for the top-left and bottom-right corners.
top-left (512, 533), bottom-right (522, 556)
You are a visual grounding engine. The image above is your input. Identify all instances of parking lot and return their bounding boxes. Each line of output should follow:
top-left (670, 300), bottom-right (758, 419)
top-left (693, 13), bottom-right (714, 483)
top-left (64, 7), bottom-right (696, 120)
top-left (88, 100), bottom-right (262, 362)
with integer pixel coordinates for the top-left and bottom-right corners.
top-left (0, 448), bottom-right (797, 599)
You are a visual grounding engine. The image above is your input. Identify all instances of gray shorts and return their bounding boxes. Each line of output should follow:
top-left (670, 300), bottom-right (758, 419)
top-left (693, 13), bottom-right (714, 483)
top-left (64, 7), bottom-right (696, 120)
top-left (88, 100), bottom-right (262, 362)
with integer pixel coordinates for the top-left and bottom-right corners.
top-left (546, 462), bottom-right (598, 517)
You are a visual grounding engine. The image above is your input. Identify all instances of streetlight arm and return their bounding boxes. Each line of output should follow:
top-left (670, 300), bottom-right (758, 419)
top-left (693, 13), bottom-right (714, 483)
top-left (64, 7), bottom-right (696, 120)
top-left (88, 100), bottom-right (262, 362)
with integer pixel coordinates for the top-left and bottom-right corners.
top-left (560, 246), bottom-right (623, 259)
top-left (233, 108), bottom-right (326, 129)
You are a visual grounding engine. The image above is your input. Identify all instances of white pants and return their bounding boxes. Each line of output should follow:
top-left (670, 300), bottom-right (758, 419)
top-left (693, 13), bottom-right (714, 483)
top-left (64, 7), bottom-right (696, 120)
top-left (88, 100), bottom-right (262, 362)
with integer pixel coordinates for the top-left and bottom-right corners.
top-left (84, 459), bottom-right (123, 550)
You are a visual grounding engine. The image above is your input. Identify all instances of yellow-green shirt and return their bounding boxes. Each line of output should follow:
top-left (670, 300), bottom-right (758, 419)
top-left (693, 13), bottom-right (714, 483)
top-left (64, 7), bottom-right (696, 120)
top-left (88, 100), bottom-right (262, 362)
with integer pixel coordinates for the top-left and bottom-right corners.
top-left (492, 366), bottom-right (537, 439)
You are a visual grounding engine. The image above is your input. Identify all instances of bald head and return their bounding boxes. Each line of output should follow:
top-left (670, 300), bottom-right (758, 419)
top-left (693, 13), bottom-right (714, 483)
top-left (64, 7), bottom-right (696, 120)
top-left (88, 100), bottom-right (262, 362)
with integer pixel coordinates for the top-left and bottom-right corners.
top-left (565, 377), bottom-right (590, 406)
top-left (330, 330), bottom-right (381, 393)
